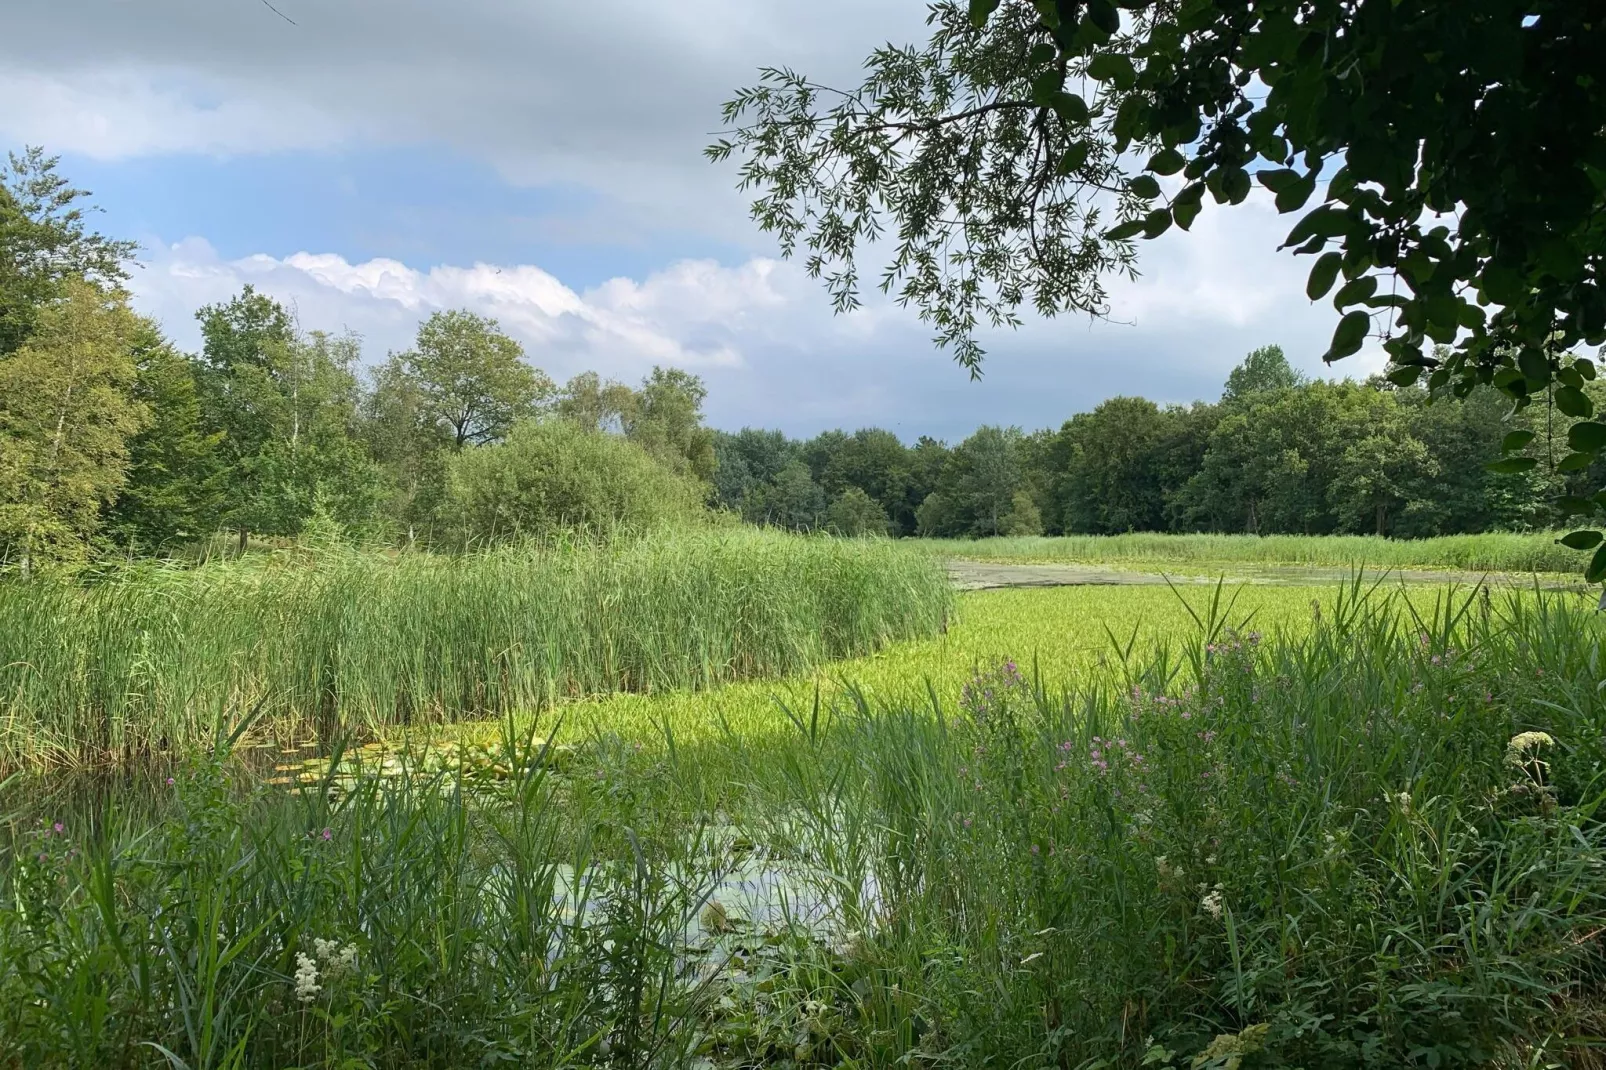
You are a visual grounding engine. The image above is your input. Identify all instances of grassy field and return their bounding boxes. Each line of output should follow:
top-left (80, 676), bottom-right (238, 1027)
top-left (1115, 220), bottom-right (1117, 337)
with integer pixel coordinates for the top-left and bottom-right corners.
top-left (6, 579), bottom-right (1605, 1066)
top-left (0, 529), bottom-right (951, 770)
top-left (924, 531), bottom-right (1586, 573)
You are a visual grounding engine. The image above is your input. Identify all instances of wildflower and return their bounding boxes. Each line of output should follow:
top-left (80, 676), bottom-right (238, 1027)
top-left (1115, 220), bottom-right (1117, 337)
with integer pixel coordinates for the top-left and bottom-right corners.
top-left (1388, 791), bottom-right (1412, 814)
top-left (1506, 731), bottom-right (1555, 764)
top-left (294, 952), bottom-right (321, 1002)
top-left (166, 777), bottom-right (175, 787)
top-left (52, 822), bottom-right (64, 834)
top-left (321, 827), bottom-right (332, 841)
top-left (1200, 888), bottom-right (1224, 919)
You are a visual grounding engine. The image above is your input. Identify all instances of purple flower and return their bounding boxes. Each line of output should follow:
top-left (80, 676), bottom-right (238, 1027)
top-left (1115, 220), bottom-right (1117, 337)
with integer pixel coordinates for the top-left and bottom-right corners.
top-left (321, 828), bottom-right (332, 841)
top-left (52, 822), bottom-right (63, 834)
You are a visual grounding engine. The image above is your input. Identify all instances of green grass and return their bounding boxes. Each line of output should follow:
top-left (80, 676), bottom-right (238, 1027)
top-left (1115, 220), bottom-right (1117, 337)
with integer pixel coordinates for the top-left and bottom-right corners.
top-left (6, 582), bottom-right (1606, 1066)
top-left (0, 529), bottom-right (951, 771)
top-left (535, 582), bottom-right (1341, 755)
top-left (924, 531), bottom-right (1587, 573)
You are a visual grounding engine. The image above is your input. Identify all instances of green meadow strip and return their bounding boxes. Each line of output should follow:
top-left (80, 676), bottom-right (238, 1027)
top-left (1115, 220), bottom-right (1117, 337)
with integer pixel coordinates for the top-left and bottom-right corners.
top-left (925, 530), bottom-right (1587, 573)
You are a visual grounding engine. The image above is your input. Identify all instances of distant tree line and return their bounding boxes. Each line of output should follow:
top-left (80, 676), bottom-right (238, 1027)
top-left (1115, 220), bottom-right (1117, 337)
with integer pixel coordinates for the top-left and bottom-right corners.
top-left (4, 151), bottom-right (1597, 569)
top-left (716, 343), bottom-right (1606, 540)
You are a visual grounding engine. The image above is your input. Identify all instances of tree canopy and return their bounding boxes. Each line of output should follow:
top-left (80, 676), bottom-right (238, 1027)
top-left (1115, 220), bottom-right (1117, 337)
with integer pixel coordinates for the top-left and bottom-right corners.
top-left (713, 0), bottom-right (1606, 572)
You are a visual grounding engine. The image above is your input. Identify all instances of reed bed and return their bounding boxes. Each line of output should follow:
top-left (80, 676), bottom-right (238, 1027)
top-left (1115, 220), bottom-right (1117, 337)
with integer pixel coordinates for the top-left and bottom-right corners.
top-left (4, 584), bottom-right (1605, 1066)
top-left (0, 529), bottom-right (952, 769)
top-left (927, 530), bottom-right (1586, 573)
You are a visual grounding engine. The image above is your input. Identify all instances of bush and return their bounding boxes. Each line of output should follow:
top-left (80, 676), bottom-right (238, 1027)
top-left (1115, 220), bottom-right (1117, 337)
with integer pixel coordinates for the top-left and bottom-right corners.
top-left (444, 418), bottom-right (706, 545)
top-left (825, 487), bottom-right (890, 536)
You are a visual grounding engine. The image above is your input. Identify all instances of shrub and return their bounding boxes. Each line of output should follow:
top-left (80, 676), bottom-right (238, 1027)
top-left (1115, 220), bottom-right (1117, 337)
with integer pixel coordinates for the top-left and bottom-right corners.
top-left (443, 418), bottom-right (705, 545)
top-left (825, 487), bottom-right (890, 536)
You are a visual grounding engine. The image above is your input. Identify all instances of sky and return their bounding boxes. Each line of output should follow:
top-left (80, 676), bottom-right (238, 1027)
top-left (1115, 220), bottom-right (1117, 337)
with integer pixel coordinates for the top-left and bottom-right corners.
top-left (1, 0), bottom-right (1385, 442)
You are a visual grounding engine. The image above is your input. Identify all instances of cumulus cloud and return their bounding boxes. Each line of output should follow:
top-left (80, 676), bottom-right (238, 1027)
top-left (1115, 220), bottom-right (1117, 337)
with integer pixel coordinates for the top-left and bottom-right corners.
top-left (128, 187), bottom-right (1379, 441)
top-left (132, 239), bottom-right (789, 378)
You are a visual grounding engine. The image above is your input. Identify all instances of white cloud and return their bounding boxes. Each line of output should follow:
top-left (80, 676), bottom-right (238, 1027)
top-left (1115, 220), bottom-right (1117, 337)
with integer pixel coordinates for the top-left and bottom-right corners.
top-left (132, 239), bottom-right (796, 380)
top-left (0, 67), bottom-right (350, 159)
top-left (0, 0), bottom-right (932, 242)
top-left (127, 197), bottom-right (1381, 441)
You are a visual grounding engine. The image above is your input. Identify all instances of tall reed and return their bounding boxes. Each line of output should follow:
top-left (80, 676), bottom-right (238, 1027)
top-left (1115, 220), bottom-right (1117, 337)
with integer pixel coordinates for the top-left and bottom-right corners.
top-left (0, 529), bottom-right (952, 769)
top-left (5, 584), bottom-right (1605, 1066)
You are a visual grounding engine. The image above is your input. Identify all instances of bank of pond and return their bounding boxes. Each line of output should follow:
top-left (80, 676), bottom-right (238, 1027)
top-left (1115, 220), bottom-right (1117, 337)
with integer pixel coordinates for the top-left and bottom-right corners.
top-left (4, 582), bottom-right (1606, 1066)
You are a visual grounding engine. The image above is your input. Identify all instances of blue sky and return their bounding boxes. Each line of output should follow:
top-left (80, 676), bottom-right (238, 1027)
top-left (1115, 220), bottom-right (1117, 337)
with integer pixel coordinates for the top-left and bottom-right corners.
top-left (1, 0), bottom-right (1379, 442)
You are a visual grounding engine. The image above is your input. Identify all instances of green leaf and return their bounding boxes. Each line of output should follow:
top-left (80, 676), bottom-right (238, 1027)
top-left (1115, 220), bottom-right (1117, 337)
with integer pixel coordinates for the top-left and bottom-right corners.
top-left (1306, 252), bottom-right (1342, 301)
top-left (1332, 276), bottom-right (1378, 309)
top-left (1568, 421), bottom-right (1606, 454)
top-left (1256, 168), bottom-right (1300, 193)
top-left (1220, 168), bottom-right (1251, 204)
top-left (1127, 175), bottom-right (1162, 200)
top-left (1147, 147), bottom-right (1186, 175)
top-left (1556, 385), bottom-right (1594, 418)
top-left (1558, 451), bottom-right (1597, 473)
top-left (1105, 218), bottom-right (1147, 241)
top-left (1049, 91), bottom-right (1090, 126)
top-left (1493, 367), bottom-right (1528, 398)
top-left (1028, 42), bottom-right (1058, 65)
top-left (1087, 0), bottom-right (1121, 36)
top-left (1057, 142), bottom-right (1091, 175)
top-left (1480, 263), bottom-right (1526, 306)
top-left (1142, 208), bottom-right (1172, 238)
top-left (1558, 496), bottom-right (1599, 517)
top-left (1274, 175), bottom-right (1316, 214)
top-left (1559, 530), bottom-right (1603, 551)
top-left (1087, 53), bottom-right (1136, 89)
top-left (969, 0), bottom-right (1002, 28)
top-left (1587, 542), bottom-right (1606, 583)
top-left (1501, 430), bottom-right (1536, 452)
top-left (1172, 196), bottom-right (1202, 231)
top-left (1484, 457), bottom-right (1538, 474)
top-left (1386, 365), bottom-right (1422, 387)
top-left (1324, 311), bottom-right (1371, 361)
top-left (1517, 348), bottom-right (1552, 388)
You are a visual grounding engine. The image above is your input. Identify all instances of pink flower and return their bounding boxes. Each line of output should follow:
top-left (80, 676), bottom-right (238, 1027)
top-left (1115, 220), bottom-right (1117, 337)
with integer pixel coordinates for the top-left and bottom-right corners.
top-left (52, 822), bottom-right (63, 834)
top-left (321, 828), bottom-right (332, 841)
top-left (166, 777), bottom-right (175, 787)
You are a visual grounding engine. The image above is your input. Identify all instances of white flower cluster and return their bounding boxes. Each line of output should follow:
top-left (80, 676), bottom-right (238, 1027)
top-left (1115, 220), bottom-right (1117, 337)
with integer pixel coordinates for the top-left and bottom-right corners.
top-left (312, 937), bottom-right (359, 978)
top-left (294, 938), bottom-right (359, 1004)
top-left (1506, 731), bottom-right (1556, 766)
top-left (1200, 887), bottom-right (1224, 919)
top-left (293, 953), bottom-right (321, 1003)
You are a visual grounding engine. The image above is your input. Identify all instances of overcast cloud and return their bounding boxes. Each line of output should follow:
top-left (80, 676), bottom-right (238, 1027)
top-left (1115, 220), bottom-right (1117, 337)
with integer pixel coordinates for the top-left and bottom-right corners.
top-left (3, 0), bottom-right (1378, 439)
